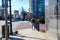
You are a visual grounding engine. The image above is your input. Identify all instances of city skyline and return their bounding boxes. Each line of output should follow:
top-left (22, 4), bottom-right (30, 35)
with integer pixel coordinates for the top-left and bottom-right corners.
top-left (0, 0), bottom-right (49, 14)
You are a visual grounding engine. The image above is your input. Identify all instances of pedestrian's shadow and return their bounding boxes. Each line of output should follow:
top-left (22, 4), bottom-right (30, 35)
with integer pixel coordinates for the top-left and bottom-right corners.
top-left (9, 37), bottom-right (25, 40)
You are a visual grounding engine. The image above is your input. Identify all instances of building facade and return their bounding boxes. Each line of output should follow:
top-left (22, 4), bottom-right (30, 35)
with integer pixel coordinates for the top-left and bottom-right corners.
top-left (45, 0), bottom-right (60, 40)
top-left (48, 0), bottom-right (60, 18)
top-left (49, 0), bottom-right (56, 15)
top-left (14, 10), bottom-right (19, 18)
top-left (0, 6), bottom-right (4, 18)
top-left (29, 0), bottom-right (45, 19)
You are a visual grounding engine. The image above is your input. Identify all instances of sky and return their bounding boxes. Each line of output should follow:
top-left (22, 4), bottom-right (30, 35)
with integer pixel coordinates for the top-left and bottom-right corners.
top-left (11, 0), bottom-right (29, 12)
top-left (0, 0), bottom-right (49, 13)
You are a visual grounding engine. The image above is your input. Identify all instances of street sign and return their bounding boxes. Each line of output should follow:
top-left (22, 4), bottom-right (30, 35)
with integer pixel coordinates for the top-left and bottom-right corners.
top-left (2, 0), bottom-right (8, 8)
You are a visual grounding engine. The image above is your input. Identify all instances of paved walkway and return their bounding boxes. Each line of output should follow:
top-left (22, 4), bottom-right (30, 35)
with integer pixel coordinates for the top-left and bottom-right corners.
top-left (9, 28), bottom-right (56, 40)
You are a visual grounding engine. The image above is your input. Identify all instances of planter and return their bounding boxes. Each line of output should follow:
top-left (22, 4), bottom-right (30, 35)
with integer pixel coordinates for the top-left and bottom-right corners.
top-left (40, 27), bottom-right (46, 33)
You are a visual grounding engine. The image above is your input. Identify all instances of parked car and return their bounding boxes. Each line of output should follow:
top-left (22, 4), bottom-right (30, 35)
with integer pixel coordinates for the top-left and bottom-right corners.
top-left (15, 18), bottom-right (21, 21)
top-left (8, 18), bottom-right (15, 22)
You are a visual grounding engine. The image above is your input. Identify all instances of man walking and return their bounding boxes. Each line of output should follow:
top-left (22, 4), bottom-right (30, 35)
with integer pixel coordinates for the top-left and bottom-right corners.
top-left (31, 18), bottom-right (35, 30)
top-left (34, 17), bottom-right (40, 31)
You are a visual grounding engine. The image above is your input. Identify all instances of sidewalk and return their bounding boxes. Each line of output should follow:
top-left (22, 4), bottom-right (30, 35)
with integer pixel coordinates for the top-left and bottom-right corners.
top-left (9, 28), bottom-right (56, 40)
top-left (0, 21), bottom-right (58, 40)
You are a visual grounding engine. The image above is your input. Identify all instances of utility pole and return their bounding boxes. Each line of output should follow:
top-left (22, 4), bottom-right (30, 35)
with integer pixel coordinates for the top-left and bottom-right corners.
top-left (9, 0), bottom-right (13, 35)
top-left (4, 0), bottom-right (9, 40)
top-left (57, 0), bottom-right (59, 39)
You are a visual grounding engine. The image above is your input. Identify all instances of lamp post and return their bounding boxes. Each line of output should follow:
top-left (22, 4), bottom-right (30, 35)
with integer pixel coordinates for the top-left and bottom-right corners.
top-left (9, 0), bottom-right (13, 35)
top-left (4, 0), bottom-right (9, 40)
top-left (56, 0), bottom-right (59, 39)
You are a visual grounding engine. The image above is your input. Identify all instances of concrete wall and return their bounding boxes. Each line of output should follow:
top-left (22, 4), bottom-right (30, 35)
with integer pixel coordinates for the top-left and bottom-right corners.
top-left (45, 0), bottom-right (57, 19)
top-left (45, 0), bottom-right (60, 39)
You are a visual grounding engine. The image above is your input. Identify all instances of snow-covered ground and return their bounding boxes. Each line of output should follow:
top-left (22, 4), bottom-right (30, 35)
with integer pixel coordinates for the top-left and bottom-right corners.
top-left (0, 21), bottom-right (32, 36)
top-left (0, 19), bottom-right (60, 39)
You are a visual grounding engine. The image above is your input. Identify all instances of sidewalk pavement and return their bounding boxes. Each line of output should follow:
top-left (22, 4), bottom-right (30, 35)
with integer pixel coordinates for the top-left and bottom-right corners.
top-left (9, 28), bottom-right (56, 40)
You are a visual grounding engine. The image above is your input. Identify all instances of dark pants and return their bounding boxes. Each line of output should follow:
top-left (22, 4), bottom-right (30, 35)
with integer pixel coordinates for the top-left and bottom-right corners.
top-left (34, 23), bottom-right (39, 31)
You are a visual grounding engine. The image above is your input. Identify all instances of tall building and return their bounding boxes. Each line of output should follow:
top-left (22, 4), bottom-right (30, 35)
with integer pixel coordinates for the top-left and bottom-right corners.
top-left (0, 6), bottom-right (4, 18)
top-left (29, 0), bottom-right (45, 19)
top-left (14, 10), bottom-right (19, 18)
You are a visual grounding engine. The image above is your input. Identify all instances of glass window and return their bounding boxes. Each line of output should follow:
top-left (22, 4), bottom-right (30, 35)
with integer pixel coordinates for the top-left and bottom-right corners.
top-left (40, 3), bottom-right (44, 6)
